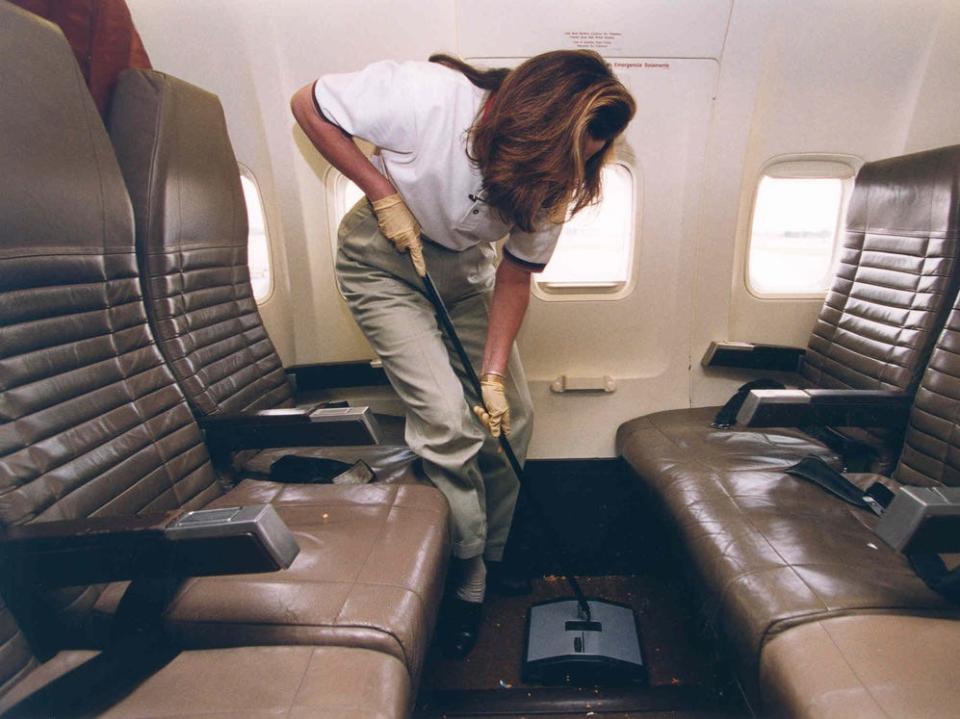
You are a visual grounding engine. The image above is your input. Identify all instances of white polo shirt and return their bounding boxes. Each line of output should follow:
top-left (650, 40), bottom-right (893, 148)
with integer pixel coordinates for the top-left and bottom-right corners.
top-left (313, 60), bottom-right (562, 270)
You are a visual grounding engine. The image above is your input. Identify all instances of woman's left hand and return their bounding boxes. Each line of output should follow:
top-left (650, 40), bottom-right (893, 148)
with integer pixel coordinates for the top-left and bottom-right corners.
top-left (474, 373), bottom-right (510, 438)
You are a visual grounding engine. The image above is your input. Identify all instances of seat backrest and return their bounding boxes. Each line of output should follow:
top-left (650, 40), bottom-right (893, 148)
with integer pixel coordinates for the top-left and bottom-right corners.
top-left (0, 598), bottom-right (41, 709)
top-left (801, 146), bottom-right (960, 395)
top-left (0, 1), bottom-right (222, 617)
top-left (894, 292), bottom-right (960, 487)
top-left (108, 70), bottom-right (294, 417)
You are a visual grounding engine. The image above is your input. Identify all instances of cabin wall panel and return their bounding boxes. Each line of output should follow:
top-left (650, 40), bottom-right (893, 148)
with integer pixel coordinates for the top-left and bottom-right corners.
top-left (458, 0), bottom-right (732, 59)
top-left (709, 0), bottom-right (951, 408)
top-left (126, 0), bottom-right (959, 457)
top-left (128, 0), bottom-right (457, 369)
top-left (903, 2), bottom-right (960, 154)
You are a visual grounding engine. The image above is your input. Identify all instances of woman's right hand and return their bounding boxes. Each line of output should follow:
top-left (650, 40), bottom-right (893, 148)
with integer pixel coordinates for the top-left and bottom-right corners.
top-left (370, 193), bottom-right (427, 277)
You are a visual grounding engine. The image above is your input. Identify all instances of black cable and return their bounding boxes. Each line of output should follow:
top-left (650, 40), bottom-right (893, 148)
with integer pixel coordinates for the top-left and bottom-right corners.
top-left (420, 271), bottom-right (592, 620)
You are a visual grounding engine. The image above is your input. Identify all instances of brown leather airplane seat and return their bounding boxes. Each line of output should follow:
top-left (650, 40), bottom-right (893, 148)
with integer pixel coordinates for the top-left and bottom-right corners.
top-left (759, 614), bottom-right (960, 718)
top-left (0, 597), bottom-right (412, 718)
top-left (624, 283), bottom-right (960, 703)
top-left (618, 144), bottom-right (960, 480)
top-left (106, 68), bottom-right (416, 481)
top-left (0, 3), bottom-right (448, 707)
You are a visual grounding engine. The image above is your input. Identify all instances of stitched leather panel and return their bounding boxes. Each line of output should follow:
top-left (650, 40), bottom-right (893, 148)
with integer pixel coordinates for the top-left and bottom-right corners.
top-left (801, 145), bottom-right (960, 393)
top-left (760, 616), bottom-right (960, 719)
top-left (0, 2), bottom-right (222, 640)
top-left (895, 294), bottom-right (960, 487)
top-left (0, 645), bottom-right (411, 718)
top-left (0, 600), bottom-right (37, 705)
top-left (109, 69), bottom-right (292, 416)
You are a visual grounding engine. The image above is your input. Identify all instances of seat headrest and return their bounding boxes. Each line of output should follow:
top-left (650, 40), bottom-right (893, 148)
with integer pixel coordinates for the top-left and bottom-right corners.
top-left (847, 145), bottom-right (960, 239)
top-left (0, 1), bottom-right (133, 290)
top-left (108, 69), bottom-right (248, 257)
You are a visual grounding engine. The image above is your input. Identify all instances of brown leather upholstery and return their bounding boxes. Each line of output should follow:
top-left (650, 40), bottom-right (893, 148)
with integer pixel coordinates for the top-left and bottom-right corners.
top-left (620, 145), bottom-right (960, 476)
top-left (615, 147), bottom-right (960, 702)
top-left (801, 146), bottom-right (960, 393)
top-left (10, 0), bottom-right (152, 117)
top-left (646, 462), bottom-right (954, 699)
top-left (0, 0), bottom-right (223, 622)
top-left (108, 69), bottom-right (292, 416)
top-left (108, 67), bottom-right (421, 481)
top-left (0, 599), bottom-right (410, 718)
top-left (616, 407), bottom-right (839, 477)
top-left (82, 483), bottom-right (449, 686)
top-left (0, 6), bottom-right (447, 703)
top-left (760, 615), bottom-right (960, 718)
top-left (620, 284), bottom-right (960, 700)
top-left (894, 301), bottom-right (960, 487)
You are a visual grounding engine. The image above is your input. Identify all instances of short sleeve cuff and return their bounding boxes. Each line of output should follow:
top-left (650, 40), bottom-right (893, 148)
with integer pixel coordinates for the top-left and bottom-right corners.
top-left (502, 247), bottom-right (547, 272)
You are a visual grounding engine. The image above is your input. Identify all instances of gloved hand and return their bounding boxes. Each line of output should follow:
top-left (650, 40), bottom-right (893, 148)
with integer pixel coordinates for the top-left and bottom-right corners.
top-left (473, 373), bottom-right (510, 438)
top-left (370, 193), bottom-right (426, 277)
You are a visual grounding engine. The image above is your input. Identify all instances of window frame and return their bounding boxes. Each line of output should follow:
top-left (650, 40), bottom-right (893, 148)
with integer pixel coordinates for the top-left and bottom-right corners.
top-left (325, 167), bottom-right (368, 300)
top-left (532, 158), bottom-right (641, 302)
top-left (745, 154), bottom-right (861, 301)
top-left (239, 164), bottom-right (274, 306)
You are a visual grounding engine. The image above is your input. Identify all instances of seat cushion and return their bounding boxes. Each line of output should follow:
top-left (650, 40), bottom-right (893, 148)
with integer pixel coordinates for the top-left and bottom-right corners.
top-left (616, 407), bottom-right (840, 484)
top-left (238, 444), bottom-right (420, 484)
top-left (88, 483), bottom-right (449, 689)
top-left (0, 645), bottom-right (409, 718)
top-left (760, 615), bottom-right (960, 719)
top-left (630, 458), bottom-right (956, 698)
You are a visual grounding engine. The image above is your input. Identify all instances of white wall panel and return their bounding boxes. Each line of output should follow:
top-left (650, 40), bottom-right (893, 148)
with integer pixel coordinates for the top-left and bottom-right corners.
top-left (520, 59), bottom-right (718, 457)
top-left (128, 0), bottom-right (457, 367)
top-left (727, 0), bottom-right (946, 356)
top-left (904, 2), bottom-right (960, 153)
top-left (126, 0), bottom-right (960, 457)
top-left (458, 0), bottom-right (732, 59)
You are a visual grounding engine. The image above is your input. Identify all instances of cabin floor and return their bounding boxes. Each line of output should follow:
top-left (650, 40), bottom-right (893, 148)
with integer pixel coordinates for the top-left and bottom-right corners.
top-left (413, 460), bottom-right (750, 718)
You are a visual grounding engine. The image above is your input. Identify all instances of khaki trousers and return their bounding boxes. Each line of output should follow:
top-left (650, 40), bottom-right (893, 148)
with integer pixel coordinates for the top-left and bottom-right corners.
top-left (336, 201), bottom-right (533, 560)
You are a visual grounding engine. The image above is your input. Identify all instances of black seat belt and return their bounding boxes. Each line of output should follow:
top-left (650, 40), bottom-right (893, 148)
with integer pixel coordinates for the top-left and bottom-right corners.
top-left (909, 553), bottom-right (960, 603)
top-left (786, 456), bottom-right (960, 604)
top-left (713, 382), bottom-right (880, 472)
top-left (3, 577), bottom-right (183, 718)
top-left (786, 456), bottom-right (894, 515)
top-left (711, 379), bottom-right (786, 428)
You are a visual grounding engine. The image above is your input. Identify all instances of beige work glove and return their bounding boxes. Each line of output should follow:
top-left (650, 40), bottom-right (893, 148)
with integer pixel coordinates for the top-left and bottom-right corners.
top-left (370, 193), bottom-right (426, 277)
top-left (473, 373), bottom-right (511, 438)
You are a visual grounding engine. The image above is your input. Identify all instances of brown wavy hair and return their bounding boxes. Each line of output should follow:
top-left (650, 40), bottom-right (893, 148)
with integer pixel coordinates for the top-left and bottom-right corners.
top-left (430, 51), bottom-right (635, 232)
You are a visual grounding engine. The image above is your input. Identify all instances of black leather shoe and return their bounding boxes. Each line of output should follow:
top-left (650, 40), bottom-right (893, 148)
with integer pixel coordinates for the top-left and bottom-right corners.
top-left (487, 561), bottom-right (533, 596)
top-left (441, 598), bottom-right (483, 659)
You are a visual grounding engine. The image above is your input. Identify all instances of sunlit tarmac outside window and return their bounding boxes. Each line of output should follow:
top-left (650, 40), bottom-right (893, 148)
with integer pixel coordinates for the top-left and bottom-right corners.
top-left (748, 176), bottom-right (844, 296)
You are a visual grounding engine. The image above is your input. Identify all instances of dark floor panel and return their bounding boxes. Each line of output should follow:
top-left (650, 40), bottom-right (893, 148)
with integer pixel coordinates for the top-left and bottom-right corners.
top-left (506, 460), bottom-right (668, 577)
top-left (416, 685), bottom-right (730, 717)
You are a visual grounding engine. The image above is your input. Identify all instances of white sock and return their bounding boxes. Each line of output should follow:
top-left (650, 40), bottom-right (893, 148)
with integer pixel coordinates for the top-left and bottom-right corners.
top-left (454, 556), bottom-right (487, 603)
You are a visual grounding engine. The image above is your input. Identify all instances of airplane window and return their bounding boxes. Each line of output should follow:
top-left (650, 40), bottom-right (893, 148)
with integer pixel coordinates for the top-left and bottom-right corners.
top-left (331, 172), bottom-right (366, 232)
top-left (239, 167), bottom-right (272, 304)
top-left (747, 174), bottom-right (848, 297)
top-left (534, 163), bottom-right (635, 294)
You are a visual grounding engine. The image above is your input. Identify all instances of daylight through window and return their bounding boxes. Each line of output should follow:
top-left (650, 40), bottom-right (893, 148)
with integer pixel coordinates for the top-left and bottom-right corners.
top-left (747, 175), bottom-right (847, 296)
top-left (240, 168), bottom-right (272, 303)
top-left (535, 163), bottom-right (635, 292)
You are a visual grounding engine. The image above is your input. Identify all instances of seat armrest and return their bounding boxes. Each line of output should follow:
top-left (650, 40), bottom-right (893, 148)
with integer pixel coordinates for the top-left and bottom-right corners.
top-left (200, 406), bottom-right (382, 466)
top-left (0, 505), bottom-right (299, 588)
top-left (701, 341), bottom-right (805, 371)
top-left (875, 486), bottom-right (960, 553)
top-left (736, 389), bottom-right (911, 428)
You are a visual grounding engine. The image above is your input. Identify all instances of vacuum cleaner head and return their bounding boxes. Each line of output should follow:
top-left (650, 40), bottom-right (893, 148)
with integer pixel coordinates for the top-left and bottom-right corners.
top-left (523, 598), bottom-right (645, 685)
